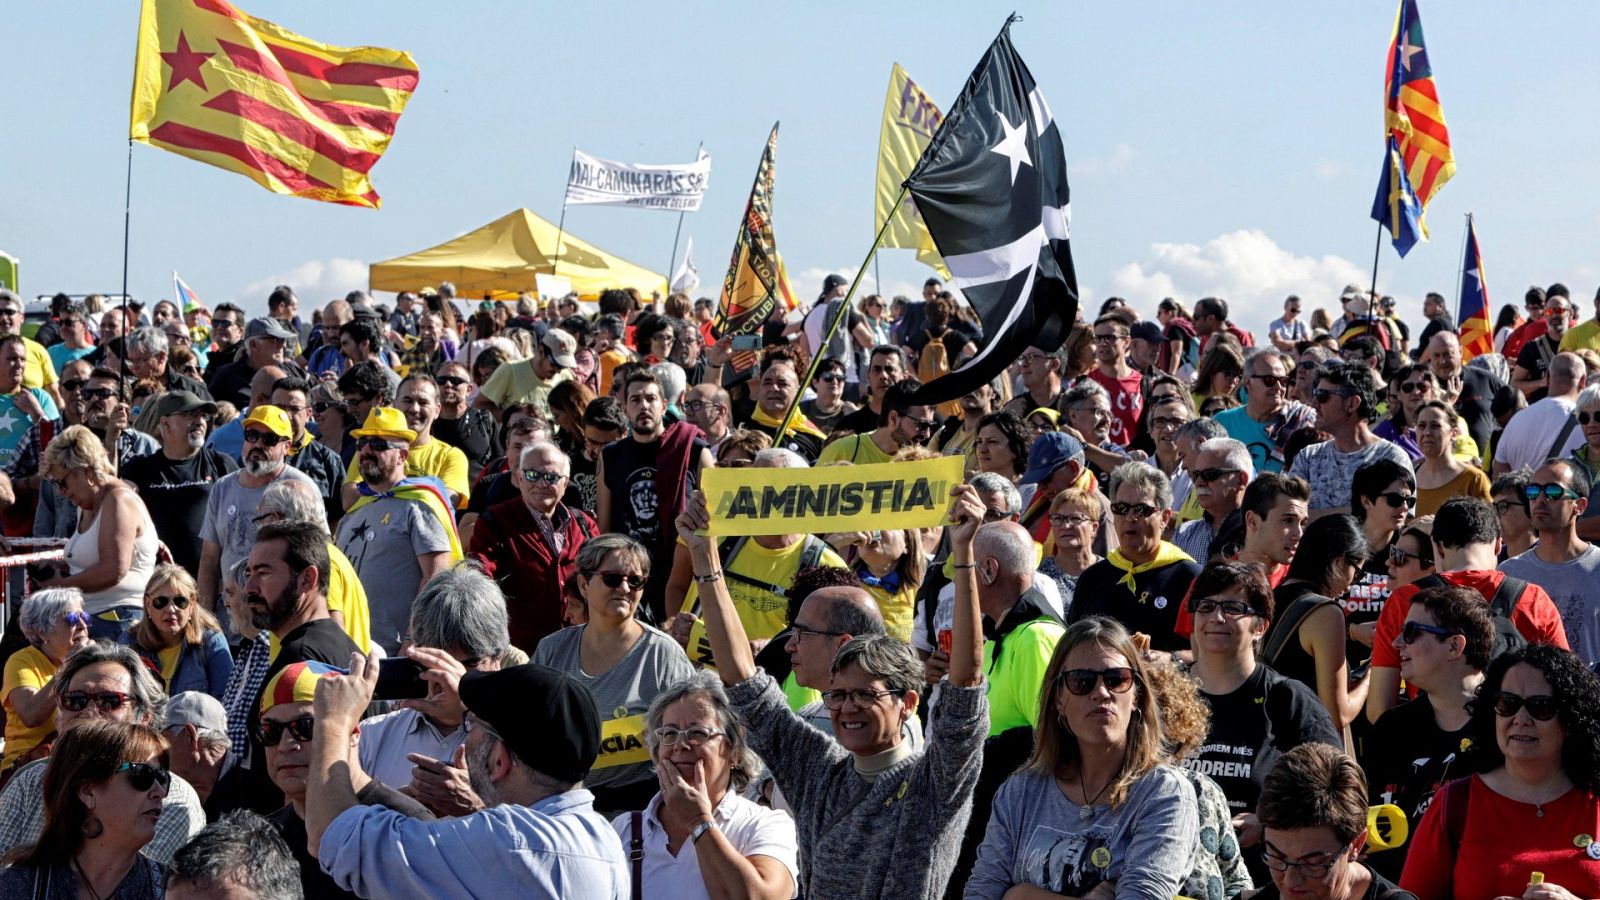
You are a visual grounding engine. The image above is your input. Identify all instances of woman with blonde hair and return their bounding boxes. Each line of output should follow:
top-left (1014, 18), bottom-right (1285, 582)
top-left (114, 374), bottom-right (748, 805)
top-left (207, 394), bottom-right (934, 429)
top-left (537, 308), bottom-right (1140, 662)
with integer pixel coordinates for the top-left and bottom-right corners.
top-left (40, 426), bottom-right (158, 640)
top-left (121, 564), bottom-right (232, 698)
top-left (1037, 487), bottom-right (1103, 610)
top-left (966, 616), bottom-right (1199, 898)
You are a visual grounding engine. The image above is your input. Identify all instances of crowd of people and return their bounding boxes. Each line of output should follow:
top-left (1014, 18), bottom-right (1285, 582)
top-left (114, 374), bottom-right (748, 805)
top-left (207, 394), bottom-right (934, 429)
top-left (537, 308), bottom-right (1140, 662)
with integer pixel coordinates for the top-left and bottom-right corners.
top-left (0, 276), bottom-right (1595, 898)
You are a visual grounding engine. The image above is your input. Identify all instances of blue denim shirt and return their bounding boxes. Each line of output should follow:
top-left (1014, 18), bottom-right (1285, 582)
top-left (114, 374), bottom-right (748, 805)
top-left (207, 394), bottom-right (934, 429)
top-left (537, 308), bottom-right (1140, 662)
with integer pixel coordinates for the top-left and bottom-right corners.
top-left (319, 788), bottom-right (627, 900)
top-left (122, 629), bottom-right (234, 699)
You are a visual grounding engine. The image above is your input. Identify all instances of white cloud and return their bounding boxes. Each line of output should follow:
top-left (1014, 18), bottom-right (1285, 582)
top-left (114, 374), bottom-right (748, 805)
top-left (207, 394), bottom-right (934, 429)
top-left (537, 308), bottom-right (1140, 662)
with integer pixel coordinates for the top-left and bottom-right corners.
top-left (1313, 160), bottom-right (1345, 180)
top-left (1074, 142), bottom-right (1134, 177)
top-left (1102, 229), bottom-right (1365, 335)
top-left (230, 257), bottom-right (369, 317)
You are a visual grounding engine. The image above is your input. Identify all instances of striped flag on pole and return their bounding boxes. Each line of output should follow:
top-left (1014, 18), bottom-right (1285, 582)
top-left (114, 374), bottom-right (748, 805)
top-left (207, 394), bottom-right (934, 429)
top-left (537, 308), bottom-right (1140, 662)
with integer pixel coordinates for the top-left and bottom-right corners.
top-left (173, 271), bottom-right (203, 310)
top-left (130, 0), bottom-right (419, 208)
top-left (1458, 217), bottom-right (1492, 362)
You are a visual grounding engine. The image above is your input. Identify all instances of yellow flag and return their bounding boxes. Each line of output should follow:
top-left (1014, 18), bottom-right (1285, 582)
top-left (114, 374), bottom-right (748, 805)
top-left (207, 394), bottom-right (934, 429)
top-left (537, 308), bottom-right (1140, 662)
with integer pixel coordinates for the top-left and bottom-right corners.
top-left (875, 64), bottom-right (949, 277)
top-left (130, 0), bottom-right (419, 208)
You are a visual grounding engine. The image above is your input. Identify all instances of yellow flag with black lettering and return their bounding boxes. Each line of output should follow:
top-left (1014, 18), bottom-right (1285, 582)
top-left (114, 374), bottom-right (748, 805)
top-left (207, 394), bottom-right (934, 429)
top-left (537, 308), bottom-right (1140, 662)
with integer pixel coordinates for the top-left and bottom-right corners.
top-left (875, 63), bottom-right (949, 277)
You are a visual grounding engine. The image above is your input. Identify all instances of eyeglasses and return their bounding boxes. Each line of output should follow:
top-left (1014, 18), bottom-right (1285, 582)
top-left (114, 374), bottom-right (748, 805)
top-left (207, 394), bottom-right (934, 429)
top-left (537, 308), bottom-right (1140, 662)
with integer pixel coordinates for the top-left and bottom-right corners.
top-left (1048, 513), bottom-right (1093, 527)
top-left (1492, 499), bottom-right (1524, 515)
top-left (592, 571), bottom-right (646, 591)
top-left (243, 429), bottom-right (287, 447)
top-left (1398, 381), bottom-right (1431, 394)
top-left (60, 379), bottom-right (86, 393)
top-left (1378, 491), bottom-right (1416, 509)
top-left (62, 611), bottom-right (90, 629)
top-left (357, 437), bottom-right (406, 451)
top-left (1110, 501), bottom-right (1158, 519)
top-left (59, 691), bottom-right (133, 713)
top-left (1525, 483), bottom-right (1582, 502)
top-left (1492, 691), bottom-right (1560, 721)
top-left (256, 715), bottom-right (316, 746)
top-left (1092, 332), bottom-right (1127, 343)
top-left (1261, 843), bottom-right (1342, 879)
top-left (436, 375), bottom-right (470, 387)
top-left (521, 468), bottom-right (563, 485)
top-left (149, 595), bottom-right (191, 611)
top-left (1399, 621), bottom-right (1458, 644)
top-left (80, 387), bottom-right (117, 402)
top-left (653, 726), bottom-right (726, 747)
top-left (113, 762), bottom-right (172, 793)
top-left (1190, 598), bottom-right (1256, 618)
top-left (1388, 545), bottom-right (1430, 567)
top-left (1312, 388), bottom-right (1356, 404)
top-left (790, 622), bottom-right (846, 641)
top-left (1017, 353), bottom-right (1050, 366)
top-left (1058, 667), bottom-right (1137, 696)
top-left (1150, 415), bottom-right (1187, 431)
top-left (820, 687), bottom-right (906, 710)
top-left (1192, 467), bottom-right (1240, 483)
top-left (1251, 374), bottom-right (1292, 389)
top-left (902, 417), bottom-right (936, 435)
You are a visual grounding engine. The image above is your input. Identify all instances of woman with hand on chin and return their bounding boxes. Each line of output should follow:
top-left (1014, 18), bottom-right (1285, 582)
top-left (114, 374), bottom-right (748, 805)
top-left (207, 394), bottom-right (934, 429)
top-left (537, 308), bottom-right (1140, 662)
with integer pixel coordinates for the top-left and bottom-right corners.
top-left (677, 485), bottom-right (989, 900)
top-left (964, 616), bottom-right (1199, 900)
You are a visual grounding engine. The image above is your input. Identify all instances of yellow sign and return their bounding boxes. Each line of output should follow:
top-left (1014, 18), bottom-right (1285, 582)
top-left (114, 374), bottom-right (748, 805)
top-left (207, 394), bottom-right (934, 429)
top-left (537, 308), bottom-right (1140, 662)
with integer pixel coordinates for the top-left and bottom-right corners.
top-left (876, 64), bottom-right (949, 277)
top-left (594, 714), bottom-right (650, 769)
top-left (702, 456), bottom-right (964, 537)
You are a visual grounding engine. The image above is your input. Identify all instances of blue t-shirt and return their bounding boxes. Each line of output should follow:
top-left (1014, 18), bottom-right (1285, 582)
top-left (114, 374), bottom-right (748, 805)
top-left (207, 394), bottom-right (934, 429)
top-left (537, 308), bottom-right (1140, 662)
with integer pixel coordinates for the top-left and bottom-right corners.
top-left (0, 389), bottom-right (60, 468)
top-left (46, 343), bottom-right (95, 373)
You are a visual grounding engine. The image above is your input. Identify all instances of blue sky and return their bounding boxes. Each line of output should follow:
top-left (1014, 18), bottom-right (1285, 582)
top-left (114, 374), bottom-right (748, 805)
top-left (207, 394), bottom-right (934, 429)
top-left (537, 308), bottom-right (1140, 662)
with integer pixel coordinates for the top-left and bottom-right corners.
top-left (5, 2), bottom-right (1598, 336)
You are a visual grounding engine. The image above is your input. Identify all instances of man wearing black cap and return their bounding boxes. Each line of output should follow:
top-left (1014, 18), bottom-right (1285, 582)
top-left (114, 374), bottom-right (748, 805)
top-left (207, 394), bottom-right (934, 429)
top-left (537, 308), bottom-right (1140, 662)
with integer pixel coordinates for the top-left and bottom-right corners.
top-left (123, 390), bottom-right (237, 575)
top-left (306, 656), bottom-right (627, 898)
top-left (209, 317), bottom-right (296, 410)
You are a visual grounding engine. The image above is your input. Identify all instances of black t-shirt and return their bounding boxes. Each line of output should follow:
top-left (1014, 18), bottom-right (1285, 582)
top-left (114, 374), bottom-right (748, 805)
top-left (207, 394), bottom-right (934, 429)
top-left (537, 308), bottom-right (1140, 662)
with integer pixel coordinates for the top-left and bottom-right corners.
top-left (122, 449), bottom-right (238, 575)
top-left (1515, 335), bottom-right (1559, 402)
top-left (1345, 551), bottom-right (1393, 666)
top-left (1246, 867), bottom-right (1416, 900)
top-left (466, 464), bottom-right (518, 518)
top-left (1414, 313), bottom-right (1454, 360)
top-left (801, 398), bottom-right (854, 436)
top-left (1361, 697), bottom-right (1481, 882)
top-left (432, 408), bottom-right (501, 484)
top-left (1066, 557), bottom-right (1201, 652)
top-left (601, 434), bottom-right (707, 549)
top-left (834, 403), bottom-right (881, 436)
top-left (243, 618), bottom-right (361, 813)
top-left (1183, 664), bottom-right (1341, 818)
top-left (1454, 367), bottom-right (1514, 461)
top-left (268, 780), bottom-right (434, 899)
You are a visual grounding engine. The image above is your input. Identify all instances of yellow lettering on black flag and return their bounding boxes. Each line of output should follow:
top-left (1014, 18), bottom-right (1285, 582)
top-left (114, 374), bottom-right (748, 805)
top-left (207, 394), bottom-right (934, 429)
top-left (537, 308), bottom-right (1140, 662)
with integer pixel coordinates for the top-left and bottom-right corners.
top-left (876, 64), bottom-right (949, 277)
top-left (703, 456), bottom-right (963, 537)
top-left (594, 714), bottom-right (650, 769)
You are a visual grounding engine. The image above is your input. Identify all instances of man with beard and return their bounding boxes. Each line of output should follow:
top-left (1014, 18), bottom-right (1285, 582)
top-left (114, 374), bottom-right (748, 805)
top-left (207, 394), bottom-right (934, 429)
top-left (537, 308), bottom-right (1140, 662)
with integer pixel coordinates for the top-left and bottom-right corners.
top-left (340, 373), bottom-right (469, 511)
top-left (123, 325), bottom-right (212, 399)
top-left (1003, 345), bottom-right (1066, 418)
top-left (205, 364), bottom-right (287, 463)
top-left (430, 361), bottom-right (500, 484)
top-left (597, 369), bottom-right (712, 624)
top-left (333, 408), bottom-right (456, 654)
top-left (934, 376), bottom-right (1002, 473)
top-left (817, 378), bottom-right (932, 464)
top-left (682, 383), bottom-right (732, 456)
top-left (123, 391), bottom-right (237, 574)
top-left (197, 405), bottom-right (315, 611)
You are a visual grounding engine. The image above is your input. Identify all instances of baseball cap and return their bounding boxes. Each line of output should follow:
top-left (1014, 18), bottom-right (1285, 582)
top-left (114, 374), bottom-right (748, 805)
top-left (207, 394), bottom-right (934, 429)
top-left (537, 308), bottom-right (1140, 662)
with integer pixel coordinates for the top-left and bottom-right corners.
top-left (167, 691), bottom-right (228, 735)
top-left (459, 663), bottom-right (601, 784)
top-left (244, 317), bottom-right (295, 341)
top-left (153, 390), bottom-right (217, 419)
top-left (822, 274), bottom-right (848, 294)
top-left (1130, 321), bottom-right (1164, 344)
top-left (1020, 432), bottom-right (1086, 485)
top-left (541, 328), bottom-right (578, 368)
top-left (242, 404), bottom-right (293, 439)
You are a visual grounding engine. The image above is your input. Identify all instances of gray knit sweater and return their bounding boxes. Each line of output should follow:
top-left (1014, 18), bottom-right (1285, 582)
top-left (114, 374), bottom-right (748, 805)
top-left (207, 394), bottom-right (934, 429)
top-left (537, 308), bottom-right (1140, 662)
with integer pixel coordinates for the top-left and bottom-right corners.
top-left (726, 669), bottom-right (989, 900)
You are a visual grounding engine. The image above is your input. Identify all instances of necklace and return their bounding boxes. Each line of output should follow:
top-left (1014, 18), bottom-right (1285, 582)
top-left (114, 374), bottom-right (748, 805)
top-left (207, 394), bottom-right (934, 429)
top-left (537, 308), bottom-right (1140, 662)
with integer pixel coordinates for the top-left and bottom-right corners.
top-left (1077, 772), bottom-right (1114, 820)
top-left (72, 856), bottom-right (104, 900)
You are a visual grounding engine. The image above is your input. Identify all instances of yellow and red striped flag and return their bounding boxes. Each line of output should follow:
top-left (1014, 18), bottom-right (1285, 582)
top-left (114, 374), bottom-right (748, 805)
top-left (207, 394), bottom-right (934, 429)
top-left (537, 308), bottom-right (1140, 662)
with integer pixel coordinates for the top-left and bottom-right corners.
top-left (1383, 0), bottom-right (1453, 229)
top-left (130, 0), bottom-right (419, 208)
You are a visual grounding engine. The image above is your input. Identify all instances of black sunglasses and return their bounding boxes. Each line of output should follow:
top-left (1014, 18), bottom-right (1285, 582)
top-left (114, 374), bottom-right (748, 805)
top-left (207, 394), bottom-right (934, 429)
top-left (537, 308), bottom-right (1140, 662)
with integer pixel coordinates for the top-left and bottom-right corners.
top-left (1378, 491), bottom-right (1416, 509)
top-left (312, 400), bottom-right (346, 415)
top-left (60, 690), bottom-right (132, 713)
top-left (80, 387), bottom-right (117, 401)
top-left (1582, 411), bottom-right (1600, 426)
top-left (1251, 374), bottom-right (1292, 388)
top-left (149, 595), bottom-right (191, 611)
top-left (1192, 467), bottom-right (1240, 483)
top-left (357, 437), bottom-right (406, 451)
top-left (1399, 621), bottom-right (1457, 644)
top-left (591, 571), bottom-right (646, 591)
top-left (1493, 691), bottom-right (1560, 721)
top-left (60, 379), bottom-right (87, 393)
top-left (114, 762), bottom-right (172, 792)
top-left (243, 429), bottom-right (287, 447)
top-left (1059, 667), bottom-right (1137, 696)
top-left (522, 469), bottom-right (563, 485)
top-left (436, 376), bottom-right (470, 387)
top-left (1109, 501), bottom-right (1158, 519)
top-left (256, 715), bottom-right (316, 746)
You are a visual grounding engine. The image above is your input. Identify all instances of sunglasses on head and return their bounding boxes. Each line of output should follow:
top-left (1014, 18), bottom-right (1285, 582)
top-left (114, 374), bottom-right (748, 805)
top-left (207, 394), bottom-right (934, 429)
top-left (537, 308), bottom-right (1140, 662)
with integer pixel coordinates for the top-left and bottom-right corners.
top-left (114, 762), bottom-right (172, 793)
top-left (592, 571), bottom-right (646, 591)
top-left (1399, 620), bottom-right (1457, 644)
top-left (256, 715), bottom-right (316, 746)
top-left (1525, 483), bottom-right (1582, 502)
top-left (1059, 667), bottom-right (1137, 696)
top-left (1493, 691), bottom-right (1560, 721)
top-left (243, 429), bottom-right (287, 447)
top-left (522, 468), bottom-right (562, 485)
top-left (59, 691), bottom-right (132, 713)
top-left (1377, 491), bottom-right (1416, 509)
top-left (149, 595), bottom-right (191, 611)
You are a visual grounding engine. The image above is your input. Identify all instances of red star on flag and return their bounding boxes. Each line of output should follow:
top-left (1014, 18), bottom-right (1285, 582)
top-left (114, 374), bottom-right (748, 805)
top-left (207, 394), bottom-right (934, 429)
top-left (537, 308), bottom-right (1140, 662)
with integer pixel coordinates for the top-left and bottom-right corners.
top-left (160, 31), bottom-right (213, 92)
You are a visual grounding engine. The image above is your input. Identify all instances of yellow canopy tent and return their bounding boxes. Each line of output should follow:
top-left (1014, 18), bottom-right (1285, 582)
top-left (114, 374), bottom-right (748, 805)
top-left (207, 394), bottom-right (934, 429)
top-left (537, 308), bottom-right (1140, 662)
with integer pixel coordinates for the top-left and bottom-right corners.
top-left (368, 208), bottom-right (667, 299)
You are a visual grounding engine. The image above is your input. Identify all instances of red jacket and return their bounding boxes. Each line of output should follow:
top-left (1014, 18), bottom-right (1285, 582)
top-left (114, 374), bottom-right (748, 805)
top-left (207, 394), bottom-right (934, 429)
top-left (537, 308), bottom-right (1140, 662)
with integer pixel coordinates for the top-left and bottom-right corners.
top-left (468, 498), bottom-right (595, 653)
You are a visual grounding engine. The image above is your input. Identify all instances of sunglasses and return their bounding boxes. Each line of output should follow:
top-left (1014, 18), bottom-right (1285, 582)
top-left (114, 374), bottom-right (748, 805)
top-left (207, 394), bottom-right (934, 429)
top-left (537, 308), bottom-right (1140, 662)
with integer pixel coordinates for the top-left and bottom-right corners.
top-left (62, 611), bottom-right (90, 629)
top-left (1092, 333), bottom-right (1127, 343)
top-left (80, 387), bottom-right (117, 401)
top-left (1492, 691), bottom-right (1560, 721)
top-left (591, 571), bottom-right (646, 591)
top-left (59, 691), bottom-right (133, 713)
top-left (1059, 667), bottom-right (1137, 696)
top-left (243, 429), bottom-right (287, 447)
top-left (114, 762), bottom-right (172, 793)
top-left (60, 379), bottom-right (87, 393)
top-left (256, 715), bottom-right (316, 746)
top-left (1378, 491), bottom-right (1416, 509)
top-left (1251, 374), bottom-right (1292, 389)
top-left (818, 374), bottom-right (845, 384)
top-left (312, 400), bottom-right (345, 415)
top-left (1312, 388), bottom-right (1356, 403)
top-left (1295, 361), bottom-right (1320, 372)
top-left (1525, 483), bottom-right (1582, 502)
top-left (521, 468), bottom-right (563, 485)
top-left (1192, 467), bottom-right (1240, 483)
top-left (1399, 621), bottom-right (1457, 644)
top-left (436, 376), bottom-right (470, 387)
top-left (357, 437), bottom-right (406, 451)
top-left (149, 595), bottom-right (191, 611)
top-left (1388, 545), bottom-right (1430, 567)
top-left (903, 417), bottom-right (936, 435)
top-left (1398, 381), bottom-right (1431, 394)
top-left (1110, 501), bottom-right (1158, 519)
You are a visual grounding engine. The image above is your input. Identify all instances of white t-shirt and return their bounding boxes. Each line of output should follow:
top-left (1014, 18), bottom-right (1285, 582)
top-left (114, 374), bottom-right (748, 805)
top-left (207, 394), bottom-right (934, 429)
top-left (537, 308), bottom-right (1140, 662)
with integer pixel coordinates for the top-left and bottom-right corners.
top-left (1269, 317), bottom-right (1308, 344)
top-left (801, 301), bottom-right (859, 385)
top-left (1495, 396), bottom-right (1580, 471)
top-left (613, 791), bottom-right (799, 900)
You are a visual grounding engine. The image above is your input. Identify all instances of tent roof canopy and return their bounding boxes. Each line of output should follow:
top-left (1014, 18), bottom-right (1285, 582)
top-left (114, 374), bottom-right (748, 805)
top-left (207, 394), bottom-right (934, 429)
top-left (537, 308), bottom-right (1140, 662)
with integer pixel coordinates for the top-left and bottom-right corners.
top-left (368, 208), bottom-right (666, 298)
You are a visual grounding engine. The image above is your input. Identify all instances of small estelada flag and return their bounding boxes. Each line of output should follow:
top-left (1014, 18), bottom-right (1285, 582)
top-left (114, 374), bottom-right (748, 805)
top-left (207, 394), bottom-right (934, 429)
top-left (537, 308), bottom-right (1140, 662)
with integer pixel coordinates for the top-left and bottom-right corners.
top-left (130, 0), bottom-right (419, 208)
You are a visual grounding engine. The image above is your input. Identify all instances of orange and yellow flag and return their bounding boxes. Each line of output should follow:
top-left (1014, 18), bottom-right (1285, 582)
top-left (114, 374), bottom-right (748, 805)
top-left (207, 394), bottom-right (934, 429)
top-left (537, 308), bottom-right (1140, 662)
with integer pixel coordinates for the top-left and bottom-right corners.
top-left (130, 0), bottom-right (419, 208)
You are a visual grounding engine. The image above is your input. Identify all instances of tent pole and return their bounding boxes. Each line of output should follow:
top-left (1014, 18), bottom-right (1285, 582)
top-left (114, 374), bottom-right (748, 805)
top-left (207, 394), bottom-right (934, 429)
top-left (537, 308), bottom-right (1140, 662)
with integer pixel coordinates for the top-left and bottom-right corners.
top-left (118, 138), bottom-right (134, 411)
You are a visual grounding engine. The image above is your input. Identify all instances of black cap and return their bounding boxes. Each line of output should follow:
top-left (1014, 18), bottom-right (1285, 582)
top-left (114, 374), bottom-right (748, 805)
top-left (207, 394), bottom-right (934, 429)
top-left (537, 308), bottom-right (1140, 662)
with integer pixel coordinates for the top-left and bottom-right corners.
top-left (459, 663), bottom-right (600, 783)
top-left (1130, 321), bottom-right (1164, 343)
top-left (153, 390), bottom-right (217, 418)
top-left (821, 273), bottom-right (848, 294)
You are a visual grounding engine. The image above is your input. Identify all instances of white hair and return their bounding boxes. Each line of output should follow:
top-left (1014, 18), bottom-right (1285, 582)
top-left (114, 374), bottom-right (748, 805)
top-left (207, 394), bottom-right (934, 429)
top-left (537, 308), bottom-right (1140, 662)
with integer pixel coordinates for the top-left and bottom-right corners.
top-left (1197, 437), bottom-right (1255, 480)
top-left (753, 447), bottom-right (808, 469)
top-left (520, 440), bottom-right (571, 475)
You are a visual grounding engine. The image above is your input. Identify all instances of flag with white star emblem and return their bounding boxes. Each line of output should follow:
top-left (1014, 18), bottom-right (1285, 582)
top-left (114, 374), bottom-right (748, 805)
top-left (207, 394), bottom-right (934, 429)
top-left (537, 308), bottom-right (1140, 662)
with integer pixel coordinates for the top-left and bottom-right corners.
top-left (1384, 0), bottom-right (1454, 222)
top-left (902, 16), bottom-right (1077, 407)
top-left (1457, 217), bottom-right (1492, 361)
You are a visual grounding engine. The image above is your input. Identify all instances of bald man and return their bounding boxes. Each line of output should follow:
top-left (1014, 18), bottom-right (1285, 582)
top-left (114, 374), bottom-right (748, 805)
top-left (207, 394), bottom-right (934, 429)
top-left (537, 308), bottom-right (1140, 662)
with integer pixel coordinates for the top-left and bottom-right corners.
top-left (1428, 331), bottom-right (1515, 459)
top-left (1495, 352), bottom-right (1587, 474)
top-left (782, 586), bottom-right (921, 738)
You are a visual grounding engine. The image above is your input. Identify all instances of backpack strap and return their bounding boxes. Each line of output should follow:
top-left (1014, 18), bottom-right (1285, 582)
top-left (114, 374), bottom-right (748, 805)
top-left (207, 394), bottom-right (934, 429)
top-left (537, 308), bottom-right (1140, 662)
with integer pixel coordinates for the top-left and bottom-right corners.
top-left (1489, 574), bottom-right (1529, 619)
top-left (1261, 589), bottom-right (1336, 666)
top-left (1442, 775), bottom-right (1472, 852)
top-left (628, 809), bottom-right (644, 900)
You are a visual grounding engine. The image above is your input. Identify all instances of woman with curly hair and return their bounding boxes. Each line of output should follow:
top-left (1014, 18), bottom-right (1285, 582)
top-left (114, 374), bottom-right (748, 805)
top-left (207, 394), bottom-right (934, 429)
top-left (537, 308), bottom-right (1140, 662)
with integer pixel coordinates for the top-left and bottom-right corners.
top-left (973, 410), bottom-right (1032, 494)
top-left (1401, 643), bottom-right (1600, 899)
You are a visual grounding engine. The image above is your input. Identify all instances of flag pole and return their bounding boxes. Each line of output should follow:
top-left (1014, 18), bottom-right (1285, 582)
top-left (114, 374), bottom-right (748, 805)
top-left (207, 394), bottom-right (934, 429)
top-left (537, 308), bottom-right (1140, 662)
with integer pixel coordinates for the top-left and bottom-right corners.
top-left (774, 183), bottom-right (910, 444)
top-left (1368, 220), bottom-right (1384, 304)
top-left (667, 141), bottom-right (703, 291)
top-left (552, 146), bottom-right (574, 280)
top-left (117, 138), bottom-right (134, 409)
top-left (1453, 213), bottom-right (1471, 326)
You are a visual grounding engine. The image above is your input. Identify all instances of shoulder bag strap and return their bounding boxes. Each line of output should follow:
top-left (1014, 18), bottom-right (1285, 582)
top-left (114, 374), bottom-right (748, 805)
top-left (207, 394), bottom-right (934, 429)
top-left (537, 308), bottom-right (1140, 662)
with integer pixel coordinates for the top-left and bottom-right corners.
top-left (629, 809), bottom-right (643, 900)
top-left (1546, 412), bottom-right (1580, 461)
top-left (1260, 591), bottom-right (1334, 666)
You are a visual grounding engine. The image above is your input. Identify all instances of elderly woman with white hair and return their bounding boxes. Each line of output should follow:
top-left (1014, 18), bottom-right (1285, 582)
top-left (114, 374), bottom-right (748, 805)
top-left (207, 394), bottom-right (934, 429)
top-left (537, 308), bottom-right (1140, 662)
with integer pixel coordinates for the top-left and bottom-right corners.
top-left (0, 588), bottom-right (91, 783)
top-left (612, 671), bottom-right (799, 899)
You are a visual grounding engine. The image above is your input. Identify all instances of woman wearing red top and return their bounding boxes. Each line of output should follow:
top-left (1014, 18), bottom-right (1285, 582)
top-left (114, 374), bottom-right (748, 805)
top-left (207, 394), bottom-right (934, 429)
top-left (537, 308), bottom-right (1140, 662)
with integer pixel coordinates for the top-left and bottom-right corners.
top-left (1401, 643), bottom-right (1600, 899)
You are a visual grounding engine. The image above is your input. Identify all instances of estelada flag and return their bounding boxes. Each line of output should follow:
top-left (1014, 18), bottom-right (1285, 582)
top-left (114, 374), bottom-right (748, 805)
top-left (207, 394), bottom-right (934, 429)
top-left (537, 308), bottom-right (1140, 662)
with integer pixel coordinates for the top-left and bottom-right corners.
top-left (715, 122), bottom-right (796, 370)
top-left (1384, 0), bottom-right (1454, 222)
top-left (130, 0), bottom-right (419, 208)
top-left (876, 64), bottom-right (949, 278)
top-left (1458, 217), bottom-right (1492, 361)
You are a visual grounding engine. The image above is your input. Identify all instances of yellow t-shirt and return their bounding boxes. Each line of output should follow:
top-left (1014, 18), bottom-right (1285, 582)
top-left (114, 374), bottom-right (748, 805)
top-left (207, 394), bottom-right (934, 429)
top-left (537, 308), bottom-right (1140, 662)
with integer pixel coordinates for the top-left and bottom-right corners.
top-left (2, 647), bottom-right (56, 769)
top-left (682, 537), bottom-right (848, 666)
top-left (325, 542), bottom-right (372, 653)
top-left (817, 432), bottom-right (894, 466)
top-left (21, 338), bottom-right (56, 391)
top-left (156, 645), bottom-right (182, 691)
top-left (344, 439), bottom-right (470, 508)
top-left (1561, 319), bottom-right (1600, 353)
top-left (863, 580), bottom-right (918, 644)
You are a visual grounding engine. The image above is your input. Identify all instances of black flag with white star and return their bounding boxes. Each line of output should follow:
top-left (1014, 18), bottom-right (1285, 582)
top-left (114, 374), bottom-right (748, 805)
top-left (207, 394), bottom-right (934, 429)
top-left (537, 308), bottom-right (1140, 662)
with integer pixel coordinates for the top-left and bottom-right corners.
top-left (904, 15), bottom-right (1078, 407)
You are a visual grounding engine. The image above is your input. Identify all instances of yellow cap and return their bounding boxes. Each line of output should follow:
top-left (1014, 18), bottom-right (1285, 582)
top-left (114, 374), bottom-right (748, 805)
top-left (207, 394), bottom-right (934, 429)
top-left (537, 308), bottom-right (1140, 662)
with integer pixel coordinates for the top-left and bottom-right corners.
top-left (349, 406), bottom-right (418, 444)
top-left (242, 405), bottom-right (293, 439)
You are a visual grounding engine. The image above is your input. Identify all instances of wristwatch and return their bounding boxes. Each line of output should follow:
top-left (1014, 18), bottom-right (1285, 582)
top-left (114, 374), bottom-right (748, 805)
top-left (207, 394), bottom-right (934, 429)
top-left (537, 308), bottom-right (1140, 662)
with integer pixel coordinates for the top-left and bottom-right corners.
top-left (689, 819), bottom-right (716, 844)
